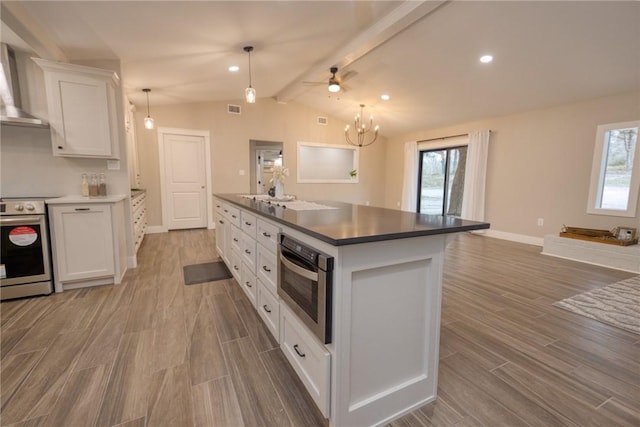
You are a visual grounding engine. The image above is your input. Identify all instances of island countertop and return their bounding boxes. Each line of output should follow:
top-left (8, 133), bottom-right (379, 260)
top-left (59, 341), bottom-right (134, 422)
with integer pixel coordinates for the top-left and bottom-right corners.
top-left (215, 194), bottom-right (490, 246)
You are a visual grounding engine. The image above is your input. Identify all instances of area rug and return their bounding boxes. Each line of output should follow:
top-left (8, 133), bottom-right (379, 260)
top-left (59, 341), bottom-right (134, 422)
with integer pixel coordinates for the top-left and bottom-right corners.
top-left (183, 261), bottom-right (232, 285)
top-left (553, 275), bottom-right (640, 335)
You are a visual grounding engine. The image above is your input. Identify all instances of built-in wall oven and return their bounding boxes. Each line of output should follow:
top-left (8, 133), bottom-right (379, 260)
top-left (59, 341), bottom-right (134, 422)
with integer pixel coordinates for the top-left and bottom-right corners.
top-left (0, 199), bottom-right (53, 300)
top-left (278, 234), bottom-right (334, 344)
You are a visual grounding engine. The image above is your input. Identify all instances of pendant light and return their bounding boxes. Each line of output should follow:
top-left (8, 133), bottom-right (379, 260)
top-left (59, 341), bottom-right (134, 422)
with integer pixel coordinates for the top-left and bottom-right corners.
top-left (142, 88), bottom-right (154, 130)
top-left (243, 46), bottom-right (256, 103)
top-left (345, 104), bottom-right (379, 147)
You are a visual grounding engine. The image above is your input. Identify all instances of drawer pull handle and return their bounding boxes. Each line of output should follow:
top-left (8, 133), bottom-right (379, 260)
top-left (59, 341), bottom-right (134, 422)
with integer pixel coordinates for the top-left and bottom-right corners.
top-left (75, 208), bottom-right (90, 211)
top-left (234, 265), bottom-right (239, 271)
top-left (262, 232), bottom-right (271, 238)
top-left (244, 249), bottom-right (251, 254)
top-left (245, 221), bottom-right (252, 226)
top-left (219, 220), bottom-right (224, 224)
top-left (293, 344), bottom-right (306, 358)
top-left (224, 209), bottom-right (228, 213)
top-left (233, 238), bottom-right (239, 242)
top-left (262, 266), bottom-right (271, 273)
top-left (245, 281), bottom-right (252, 288)
top-left (262, 304), bottom-right (271, 313)
top-left (232, 214), bottom-right (237, 219)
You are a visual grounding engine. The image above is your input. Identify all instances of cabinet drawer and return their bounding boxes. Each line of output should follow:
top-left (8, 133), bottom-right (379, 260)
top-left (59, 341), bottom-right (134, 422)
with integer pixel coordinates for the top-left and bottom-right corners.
top-left (222, 203), bottom-right (241, 228)
top-left (230, 249), bottom-right (242, 283)
top-left (257, 244), bottom-right (277, 295)
top-left (214, 198), bottom-right (223, 214)
top-left (241, 233), bottom-right (257, 272)
top-left (257, 280), bottom-right (279, 343)
top-left (256, 219), bottom-right (279, 253)
top-left (230, 226), bottom-right (242, 253)
top-left (280, 304), bottom-right (331, 417)
top-left (240, 263), bottom-right (257, 307)
top-left (241, 211), bottom-right (257, 238)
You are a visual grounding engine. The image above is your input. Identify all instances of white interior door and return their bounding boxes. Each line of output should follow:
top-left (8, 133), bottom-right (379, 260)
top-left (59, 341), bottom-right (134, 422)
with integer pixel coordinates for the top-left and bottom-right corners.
top-left (163, 133), bottom-right (207, 230)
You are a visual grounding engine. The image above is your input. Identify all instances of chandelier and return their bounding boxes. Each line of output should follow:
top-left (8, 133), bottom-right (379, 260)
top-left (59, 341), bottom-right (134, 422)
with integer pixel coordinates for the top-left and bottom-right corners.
top-left (345, 104), bottom-right (379, 147)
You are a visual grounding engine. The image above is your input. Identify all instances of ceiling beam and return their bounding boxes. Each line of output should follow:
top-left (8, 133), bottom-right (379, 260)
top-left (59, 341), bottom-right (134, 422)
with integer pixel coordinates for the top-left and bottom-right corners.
top-left (274, 0), bottom-right (448, 103)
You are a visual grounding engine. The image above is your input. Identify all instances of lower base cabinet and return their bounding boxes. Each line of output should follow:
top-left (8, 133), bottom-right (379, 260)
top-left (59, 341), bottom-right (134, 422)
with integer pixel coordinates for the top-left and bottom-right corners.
top-left (256, 279), bottom-right (280, 341)
top-left (48, 197), bottom-right (126, 292)
top-left (214, 197), bottom-right (329, 418)
top-left (280, 303), bottom-right (331, 417)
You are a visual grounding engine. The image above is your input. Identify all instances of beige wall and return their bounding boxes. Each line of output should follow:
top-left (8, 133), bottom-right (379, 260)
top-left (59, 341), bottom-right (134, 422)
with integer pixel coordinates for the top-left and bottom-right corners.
top-left (384, 91), bottom-right (640, 239)
top-left (135, 98), bottom-right (387, 227)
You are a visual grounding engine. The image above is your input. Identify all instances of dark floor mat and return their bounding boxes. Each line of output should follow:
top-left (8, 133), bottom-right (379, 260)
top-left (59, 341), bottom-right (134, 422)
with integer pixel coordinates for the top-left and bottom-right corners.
top-left (183, 261), bottom-right (232, 285)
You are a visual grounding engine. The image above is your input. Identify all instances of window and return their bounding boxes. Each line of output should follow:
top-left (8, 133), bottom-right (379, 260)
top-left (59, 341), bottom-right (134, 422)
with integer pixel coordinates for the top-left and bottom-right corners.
top-left (417, 145), bottom-right (468, 216)
top-left (587, 121), bottom-right (640, 217)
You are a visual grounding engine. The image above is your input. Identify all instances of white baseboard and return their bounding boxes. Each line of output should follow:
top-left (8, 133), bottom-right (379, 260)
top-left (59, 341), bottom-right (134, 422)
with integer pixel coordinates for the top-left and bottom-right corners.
top-left (542, 234), bottom-right (639, 273)
top-left (146, 225), bottom-right (167, 234)
top-left (127, 255), bottom-right (138, 269)
top-left (482, 229), bottom-right (544, 247)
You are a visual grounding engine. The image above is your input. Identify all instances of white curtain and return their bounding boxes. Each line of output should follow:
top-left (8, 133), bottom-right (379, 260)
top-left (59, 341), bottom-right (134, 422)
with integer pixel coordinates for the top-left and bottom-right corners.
top-left (401, 141), bottom-right (418, 212)
top-left (461, 130), bottom-right (490, 221)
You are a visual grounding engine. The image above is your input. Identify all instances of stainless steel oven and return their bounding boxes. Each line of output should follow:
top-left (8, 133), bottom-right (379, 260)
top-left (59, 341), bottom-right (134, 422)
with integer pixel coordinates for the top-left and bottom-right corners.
top-left (278, 234), bottom-right (333, 344)
top-left (0, 199), bottom-right (53, 300)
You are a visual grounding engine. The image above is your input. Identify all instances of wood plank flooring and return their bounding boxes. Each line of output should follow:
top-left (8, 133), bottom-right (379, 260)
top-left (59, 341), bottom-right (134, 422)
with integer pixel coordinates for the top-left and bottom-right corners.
top-left (1, 230), bottom-right (638, 426)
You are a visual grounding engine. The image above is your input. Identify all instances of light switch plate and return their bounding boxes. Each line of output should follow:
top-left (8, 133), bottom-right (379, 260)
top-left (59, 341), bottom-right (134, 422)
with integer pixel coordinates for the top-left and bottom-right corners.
top-left (239, 169), bottom-right (245, 176)
top-left (107, 160), bottom-right (120, 170)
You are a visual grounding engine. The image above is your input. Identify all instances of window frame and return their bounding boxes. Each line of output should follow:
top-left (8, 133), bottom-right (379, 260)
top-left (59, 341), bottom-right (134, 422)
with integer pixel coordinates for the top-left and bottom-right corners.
top-left (586, 120), bottom-right (640, 218)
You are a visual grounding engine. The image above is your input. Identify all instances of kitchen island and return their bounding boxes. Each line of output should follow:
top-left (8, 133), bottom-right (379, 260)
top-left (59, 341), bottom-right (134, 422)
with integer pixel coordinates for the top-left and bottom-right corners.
top-left (214, 194), bottom-right (489, 427)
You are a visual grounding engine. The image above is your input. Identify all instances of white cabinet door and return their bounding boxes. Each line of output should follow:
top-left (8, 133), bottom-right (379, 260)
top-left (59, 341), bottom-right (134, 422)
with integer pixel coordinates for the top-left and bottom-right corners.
top-left (34, 58), bottom-right (120, 158)
top-left (51, 205), bottom-right (115, 282)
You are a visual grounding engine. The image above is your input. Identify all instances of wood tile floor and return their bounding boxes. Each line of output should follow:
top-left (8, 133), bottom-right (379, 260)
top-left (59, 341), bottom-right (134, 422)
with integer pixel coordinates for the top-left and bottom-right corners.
top-left (1, 230), bottom-right (638, 426)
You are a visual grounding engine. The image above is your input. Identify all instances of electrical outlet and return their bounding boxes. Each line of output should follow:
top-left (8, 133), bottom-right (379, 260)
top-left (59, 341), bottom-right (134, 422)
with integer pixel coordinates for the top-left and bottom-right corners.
top-left (107, 160), bottom-right (120, 170)
top-left (537, 218), bottom-right (544, 226)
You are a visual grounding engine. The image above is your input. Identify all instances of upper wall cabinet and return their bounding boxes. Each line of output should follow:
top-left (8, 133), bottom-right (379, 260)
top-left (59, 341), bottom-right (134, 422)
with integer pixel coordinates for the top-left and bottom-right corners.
top-left (33, 58), bottom-right (120, 159)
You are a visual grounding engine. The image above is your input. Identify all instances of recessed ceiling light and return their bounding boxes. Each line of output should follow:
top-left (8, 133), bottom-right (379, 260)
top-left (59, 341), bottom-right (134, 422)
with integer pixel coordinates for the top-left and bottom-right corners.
top-left (381, 94), bottom-right (390, 101)
top-left (228, 65), bottom-right (239, 72)
top-left (480, 55), bottom-right (493, 64)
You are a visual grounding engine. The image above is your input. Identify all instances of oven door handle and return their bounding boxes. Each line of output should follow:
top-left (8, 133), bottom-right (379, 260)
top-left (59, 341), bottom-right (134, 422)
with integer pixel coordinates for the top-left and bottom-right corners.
top-left (280, 252), bottom-right (318, 281)
top-left (0, 217), bottom-right (44, 225)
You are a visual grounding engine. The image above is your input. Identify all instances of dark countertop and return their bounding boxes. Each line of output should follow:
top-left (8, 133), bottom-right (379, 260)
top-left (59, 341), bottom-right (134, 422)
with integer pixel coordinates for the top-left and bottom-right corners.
top-left (215, 194), bottom-right (490, 246)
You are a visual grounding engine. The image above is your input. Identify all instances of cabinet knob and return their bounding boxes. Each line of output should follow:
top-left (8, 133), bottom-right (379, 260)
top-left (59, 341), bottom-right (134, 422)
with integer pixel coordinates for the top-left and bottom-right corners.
top-left (57, 146), bottom-right (64, 150)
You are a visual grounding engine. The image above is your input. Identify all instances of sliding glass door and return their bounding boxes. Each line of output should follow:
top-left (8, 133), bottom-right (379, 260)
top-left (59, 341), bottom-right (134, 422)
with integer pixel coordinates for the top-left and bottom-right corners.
top-left (418, 146), bottom-right (468, 216)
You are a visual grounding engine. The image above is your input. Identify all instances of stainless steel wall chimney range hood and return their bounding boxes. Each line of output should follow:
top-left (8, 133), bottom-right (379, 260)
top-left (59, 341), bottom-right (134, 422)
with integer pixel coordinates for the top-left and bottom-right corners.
top-left (0, 43), bottom-right (48, 128)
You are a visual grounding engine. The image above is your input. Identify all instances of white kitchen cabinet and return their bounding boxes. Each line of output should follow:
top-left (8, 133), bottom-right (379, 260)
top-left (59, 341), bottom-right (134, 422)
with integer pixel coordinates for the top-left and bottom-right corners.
top-left (280, 303), bottom-right (331, 417)
top-left (126, 101), bottom-right (141, 188)
top-left (257, 278), bottom-right (280, 342)
top-left (48, 196), bottom-right (127, 292)
top-left (33, 58), bottom-right (120, 158)
top-left (131, 190), bottom-right (147, 253)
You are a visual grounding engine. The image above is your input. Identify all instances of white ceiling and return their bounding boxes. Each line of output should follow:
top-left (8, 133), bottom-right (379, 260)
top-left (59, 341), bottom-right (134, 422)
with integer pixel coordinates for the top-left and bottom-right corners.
top-left (2, 1), bottom-right (639, 137)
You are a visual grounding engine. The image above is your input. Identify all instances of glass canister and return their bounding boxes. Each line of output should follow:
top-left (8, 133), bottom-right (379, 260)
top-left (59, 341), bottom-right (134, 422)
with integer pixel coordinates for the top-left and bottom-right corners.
top-left (89, 173), bottom-right (99, 197)
top-left (81, 173), bottom-right (89, 197)
top-left (98, 173), bottom-right (107, 197)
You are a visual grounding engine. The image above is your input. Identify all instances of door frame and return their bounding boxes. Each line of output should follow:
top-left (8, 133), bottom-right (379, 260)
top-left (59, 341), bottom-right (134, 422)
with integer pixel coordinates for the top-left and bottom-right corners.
top-left (157, 127), bottom-right (214, 231)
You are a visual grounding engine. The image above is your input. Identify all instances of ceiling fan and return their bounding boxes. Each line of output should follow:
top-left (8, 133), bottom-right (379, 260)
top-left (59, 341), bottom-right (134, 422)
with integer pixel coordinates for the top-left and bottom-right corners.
top-left (303, 67), bottom-right (356, 93)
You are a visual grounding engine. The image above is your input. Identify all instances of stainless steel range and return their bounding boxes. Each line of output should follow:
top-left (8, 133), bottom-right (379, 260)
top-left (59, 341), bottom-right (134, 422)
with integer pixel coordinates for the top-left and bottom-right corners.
top-left (0, 198), bottom-right (54, 300)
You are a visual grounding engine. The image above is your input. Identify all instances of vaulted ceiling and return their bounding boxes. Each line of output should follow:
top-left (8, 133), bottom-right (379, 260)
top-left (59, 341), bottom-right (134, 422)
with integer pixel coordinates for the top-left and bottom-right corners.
top-left (2, 1), bottom-right (639, 137)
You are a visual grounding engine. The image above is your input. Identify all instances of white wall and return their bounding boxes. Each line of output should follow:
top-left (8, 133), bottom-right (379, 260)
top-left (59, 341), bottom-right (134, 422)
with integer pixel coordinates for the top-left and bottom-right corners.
top-left (134, 98), bottom-right (388, 227)
top-left (384, 91), bottom-right (640, 241)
